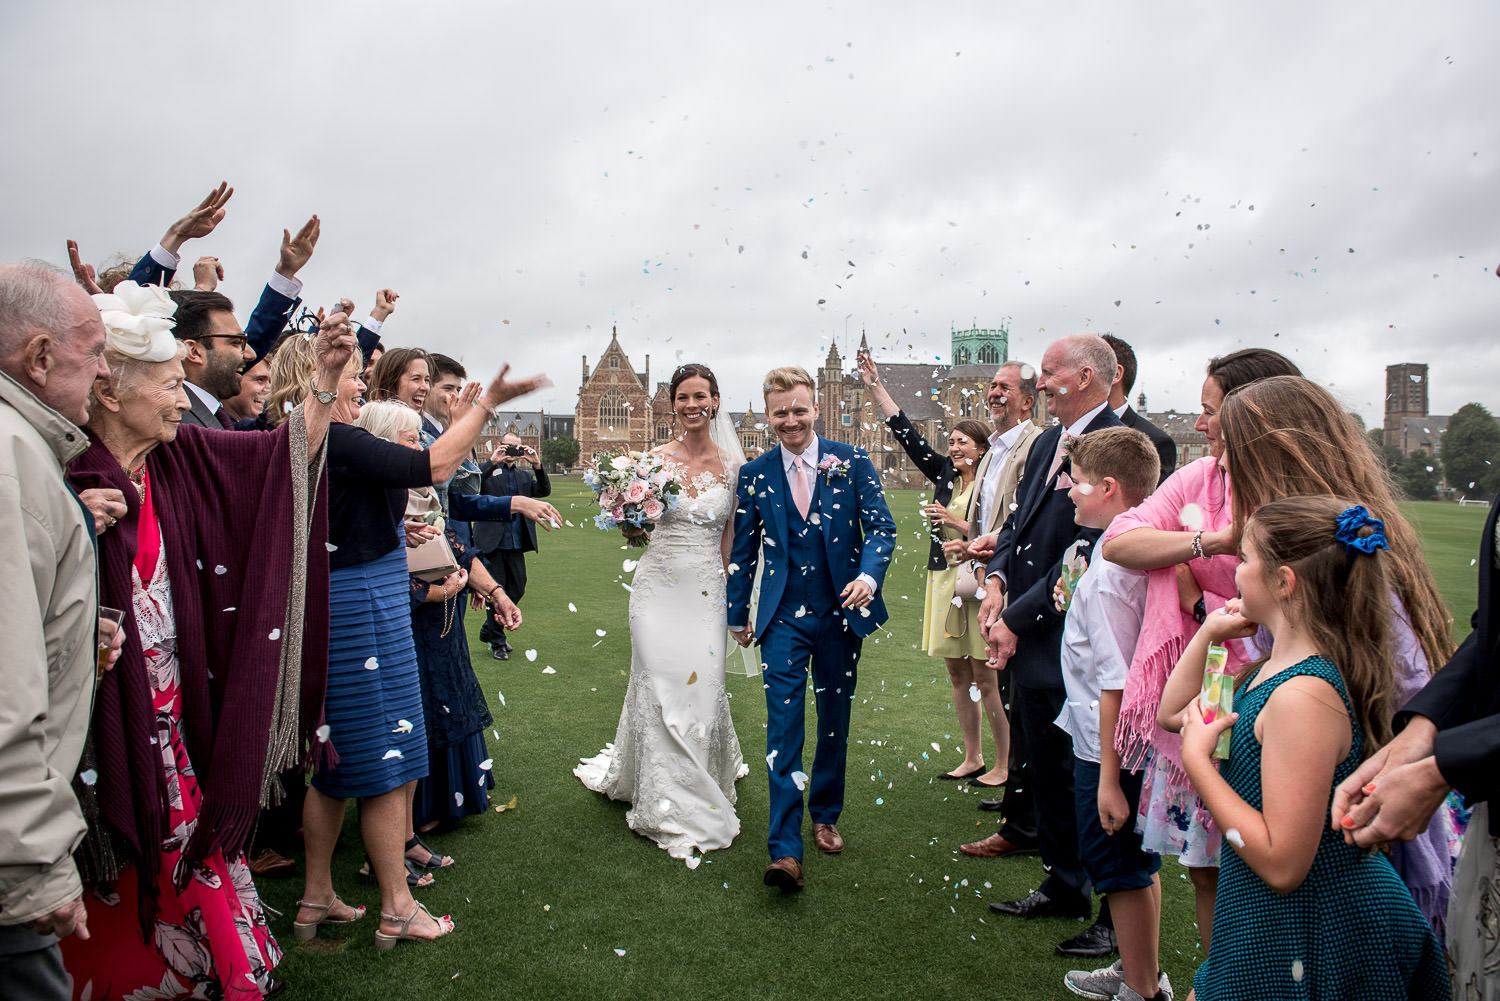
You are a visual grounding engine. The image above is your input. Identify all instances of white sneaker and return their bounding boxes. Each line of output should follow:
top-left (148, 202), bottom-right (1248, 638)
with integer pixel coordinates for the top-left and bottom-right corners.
top-left (1063, 960), bottom-right (1122, 1000)
top-left (1064, 962), bottom-right (1174, 1001)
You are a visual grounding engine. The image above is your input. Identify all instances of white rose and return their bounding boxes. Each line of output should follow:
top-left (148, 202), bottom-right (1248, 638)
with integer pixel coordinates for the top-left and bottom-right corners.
top-left (93, 281), bottom-right (179, 362)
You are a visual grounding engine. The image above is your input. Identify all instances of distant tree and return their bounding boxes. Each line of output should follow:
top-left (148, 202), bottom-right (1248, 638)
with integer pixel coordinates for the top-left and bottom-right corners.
top-left (1397, 449), bottom-right (1440, 501)
top-left (541, 435), bottom-right (580, 470)
top-left (1367, 428), bottom-right (1402, 476)
top-left (1441, 403), bottom-right (1500, 497)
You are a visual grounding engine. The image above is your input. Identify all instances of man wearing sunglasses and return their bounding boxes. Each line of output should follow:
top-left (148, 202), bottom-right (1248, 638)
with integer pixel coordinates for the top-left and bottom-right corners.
top-left (168, 290), bottom-right (254, 430)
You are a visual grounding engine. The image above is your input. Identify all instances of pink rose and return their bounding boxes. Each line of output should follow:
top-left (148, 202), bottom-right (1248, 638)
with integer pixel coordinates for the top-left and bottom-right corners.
top-left (625, 480), bottom-right (650, 504)
top-left (610, 506), bottom-right (626, 521)
top-left (642, 498), bottom-right (665, 521)
top-left (600, 489), bottom-right (620, 508)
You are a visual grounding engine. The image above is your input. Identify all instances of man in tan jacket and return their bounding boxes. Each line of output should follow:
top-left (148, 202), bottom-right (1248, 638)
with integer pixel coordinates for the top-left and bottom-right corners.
top-left (0, 261), bottom-right (110, 998)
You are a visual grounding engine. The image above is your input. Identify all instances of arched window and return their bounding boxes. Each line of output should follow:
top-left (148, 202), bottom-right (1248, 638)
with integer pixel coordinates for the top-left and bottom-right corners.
top-left (977, 343), bottom-right (999, 365)
top-left (609, 357), bottom-right (619, 368)
top-left (955, 346), bottom-right (970, 365)
top-left (656, 422), bottom-right (671, 440)
top-left (883, 452), bottom-right (899, 471)
top-left (598, 392), bottom-right (628, 428)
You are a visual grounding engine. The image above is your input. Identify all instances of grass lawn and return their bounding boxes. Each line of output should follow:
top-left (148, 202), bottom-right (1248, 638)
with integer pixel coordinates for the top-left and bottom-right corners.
top-left (259, 482), bottom-right (1489, 1001)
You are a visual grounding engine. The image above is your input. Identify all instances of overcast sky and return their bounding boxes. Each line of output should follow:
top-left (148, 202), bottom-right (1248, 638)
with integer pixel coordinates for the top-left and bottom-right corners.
top-left (4, 1), bottom-right (1496, 427)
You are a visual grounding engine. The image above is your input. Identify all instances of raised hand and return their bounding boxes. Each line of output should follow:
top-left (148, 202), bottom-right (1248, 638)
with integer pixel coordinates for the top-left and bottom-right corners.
top-left (277, 214), bottom-right (321, 279)
top-left (371, 288), bottom-right (399, 321)
top-left (458, 382), bottom-right (483, 410)
top-left (856, 350), bottom-right (879, 387)
top-left (479, 363), bottom-right (552, 410)
top-left (193, 256), bottom-right (223, 291)
top-left (311, 310), bottom-right (356, 384)
top-left (510, 496), bottom-right (562, 530)
top-left (160, 182), bottom-right (233, 254)
top-left (66, 239), bottom-right (103, 295)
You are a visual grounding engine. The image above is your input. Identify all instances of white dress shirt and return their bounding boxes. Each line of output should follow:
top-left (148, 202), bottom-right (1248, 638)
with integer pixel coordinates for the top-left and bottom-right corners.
top-left (976, 420), bottom-right (1027, 531)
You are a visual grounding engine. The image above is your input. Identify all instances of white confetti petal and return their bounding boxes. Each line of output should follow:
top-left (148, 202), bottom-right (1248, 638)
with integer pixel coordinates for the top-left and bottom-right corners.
top-left (454, 792), bottom-right (464, 807)
top-left (382, 749), bottom-right (403, 760)
top-left (478, 758), bottom-right (494, 771)
top-left (930, 742), bottom-right (942, 752)
top-left (595, 629), bottom-right (607, 637)
top-left (214, 565), bottom-right (228, 575)
top-left (622, 559), bottom-right (638, 573)
top-left (524, 649), bottom-right (538, 661)
top-left (1225, 828), bottom-right (1245, 848)
top-left (392, 719), bottom-right (414, 733)
top-left (325, 542), bottom-right (338, 552)
top-left (766, 750), bottom-right (778, 767)
top-left (496, 691), bottom-right (506, 707)
top-left (968, 685), bottom-right (982, 703)
top-left (1178, 503), bottom-right (1205, 531)
top-left (267, 628), bottom-right (281, 641)
top-left (684, 856), bottom-right (701, 870)
top-left (567, 602), bottom-right (578, 612)
top-left (791, 770), bottom-right (809, 791)
top-left (315, 724), bottom-right (331, 742)
top-left (614, 949), bottom-right (626, 957)
top-left (541, 666), bottom-right (556, 674)
top-left (1291, 959), bottom-right (1304, 982)
top-left (365, 657), bottom-right (379, 670)
top-left (78, 768), bottom-right (98, 786)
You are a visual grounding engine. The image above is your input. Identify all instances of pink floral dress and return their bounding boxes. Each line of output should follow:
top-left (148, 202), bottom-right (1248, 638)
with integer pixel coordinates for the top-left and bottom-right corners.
top-left (61, 473), bottom-right (280, 1000)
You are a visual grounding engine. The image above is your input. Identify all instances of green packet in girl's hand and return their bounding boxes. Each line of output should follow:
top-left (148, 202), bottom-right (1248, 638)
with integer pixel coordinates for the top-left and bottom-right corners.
top-left (1199, 643), bottom-right (1233, 760)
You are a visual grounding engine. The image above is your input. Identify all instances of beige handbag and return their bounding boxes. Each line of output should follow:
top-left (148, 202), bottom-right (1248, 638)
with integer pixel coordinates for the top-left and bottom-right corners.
top-left (945, 561), bottom-right (983, 637)
top-left (407, 532), bottom-right (458, 583)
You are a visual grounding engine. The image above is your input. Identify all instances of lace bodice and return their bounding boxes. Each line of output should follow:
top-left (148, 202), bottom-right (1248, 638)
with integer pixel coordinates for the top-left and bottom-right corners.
top-left (631, 469), bottom-right (732, 605)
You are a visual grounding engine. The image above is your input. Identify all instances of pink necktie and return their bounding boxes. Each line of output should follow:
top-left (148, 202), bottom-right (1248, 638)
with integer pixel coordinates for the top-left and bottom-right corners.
top-left (1047, 434), bottom-right (1074, 489)
top-left (791, 456), bottom-right (812, 519)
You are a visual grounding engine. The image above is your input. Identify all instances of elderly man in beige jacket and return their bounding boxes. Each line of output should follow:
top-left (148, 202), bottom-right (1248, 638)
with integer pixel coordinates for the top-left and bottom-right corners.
top-left (0, 261), bottom-right (112, 999)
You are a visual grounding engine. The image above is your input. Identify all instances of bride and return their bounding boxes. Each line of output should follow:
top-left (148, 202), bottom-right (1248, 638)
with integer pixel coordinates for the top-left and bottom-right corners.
top-left (574, 363), bottom-right (749, 859)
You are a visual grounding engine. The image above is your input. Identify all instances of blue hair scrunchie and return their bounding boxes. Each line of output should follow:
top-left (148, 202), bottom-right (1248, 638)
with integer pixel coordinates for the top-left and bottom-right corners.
top-left (1335, 505), bottom-right (1389, 555)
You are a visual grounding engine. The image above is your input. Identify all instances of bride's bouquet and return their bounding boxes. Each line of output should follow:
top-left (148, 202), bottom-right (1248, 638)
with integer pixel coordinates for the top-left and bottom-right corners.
top-left (584, 450), bottom-right (683, 547)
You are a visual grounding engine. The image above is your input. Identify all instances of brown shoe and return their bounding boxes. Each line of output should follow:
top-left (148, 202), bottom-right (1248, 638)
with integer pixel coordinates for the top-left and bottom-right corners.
top-left (812, 823), bottom-right (844, 854)
top-left (958, 833), bottom-right (1039, 858)
top-left (763, 856), bottom-right (804, 892)
top-left (248, 849), bottom-right (297, 877)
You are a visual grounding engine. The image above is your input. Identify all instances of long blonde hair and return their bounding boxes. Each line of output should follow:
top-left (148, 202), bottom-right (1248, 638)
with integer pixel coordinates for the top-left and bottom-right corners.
top-left (264, 333), bottom-right (363, 427)
top-left (1220, 375), bottom-right (1454, 673)
top-left (1246, 496), bottom-right (1395, 754)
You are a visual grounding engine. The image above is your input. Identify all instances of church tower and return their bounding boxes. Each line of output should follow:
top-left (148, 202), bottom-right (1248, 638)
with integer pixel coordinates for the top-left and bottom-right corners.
top-left (818, 342), bottom-right (845, 436)
top-left (950, 322), bottom-right (1008, 367)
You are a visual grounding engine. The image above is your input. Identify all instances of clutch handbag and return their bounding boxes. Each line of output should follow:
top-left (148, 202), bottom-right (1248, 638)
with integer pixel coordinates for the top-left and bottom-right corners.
top-left (407, 532), bottom-right (459, 583)
top-left (952, 560), bottom-right (982, 601)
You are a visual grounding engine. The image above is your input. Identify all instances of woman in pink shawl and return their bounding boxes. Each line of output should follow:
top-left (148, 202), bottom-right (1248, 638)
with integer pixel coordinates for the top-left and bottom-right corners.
top-left (1099, 348), bottom-right (1300, 955)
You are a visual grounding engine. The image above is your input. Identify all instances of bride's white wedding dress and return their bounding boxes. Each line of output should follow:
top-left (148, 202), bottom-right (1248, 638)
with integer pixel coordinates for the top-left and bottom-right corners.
top-left (574, 468), bottom-right (748, 859)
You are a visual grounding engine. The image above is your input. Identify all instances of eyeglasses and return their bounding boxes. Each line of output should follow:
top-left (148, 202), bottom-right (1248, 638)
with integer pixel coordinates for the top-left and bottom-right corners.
top-left (196, 333), bottom-right (248, 351)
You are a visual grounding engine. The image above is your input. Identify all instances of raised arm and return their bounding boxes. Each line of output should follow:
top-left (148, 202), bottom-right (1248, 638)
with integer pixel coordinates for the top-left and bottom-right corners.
top-left (856, 351), bottom-right (900, 419)
top-left (128, 182), bottom-right (234, 286)
top-left (427, 368), bottom-right (551, 482)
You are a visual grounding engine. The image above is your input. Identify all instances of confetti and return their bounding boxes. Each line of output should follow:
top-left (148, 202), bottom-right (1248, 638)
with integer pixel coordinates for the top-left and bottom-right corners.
top-left (1225, 828), bottom-right (1245, 848)
top-left (1291, 959), bottom-right (1305, 982)
top-left (614, 949), bottom-right (627, 957)
top-left (267, 628), bottom-right (281, 641)
top-left (479, 757), bottom-right (494, 771)
top-left (495, 794), bottom-right (517, 813)
top-left (791, 770), bottom-right (809, 791)
top-left (596, 629), bottom-right (607, 637)
top-left (382, 749), bottom-right (403, 760)
top-left (1178, 503), bottom-right (1204, 531)
top-left (687, 671), bottom-right (698, 685)
top-left (541, 666), bottom-right (556, 674)
top-left (568, 603), bottom-right (578, 612)
top-left (454, 792), bottom-right (464, 807)
top-left (685, 856), bottom-right (701, 870)
top-left (968, 685), bottom-right (981, 703)
top-left (392, 719), bottom-right (414, 734)
top-left (364, 657), bottom-right (379, 670)
top-left (497, 691), bottom-right (506, 706)
top-left (78, 768), bottom-right (98, 786)
top-left (525, 649), bottom-right (538, 661)
top-left (316, 724), bottom-right (331, 742)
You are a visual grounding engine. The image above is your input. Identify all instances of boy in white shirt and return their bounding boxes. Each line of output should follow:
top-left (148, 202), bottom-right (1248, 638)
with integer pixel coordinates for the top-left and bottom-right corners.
top-left (1052, 427), bottom-right (1172, 1001)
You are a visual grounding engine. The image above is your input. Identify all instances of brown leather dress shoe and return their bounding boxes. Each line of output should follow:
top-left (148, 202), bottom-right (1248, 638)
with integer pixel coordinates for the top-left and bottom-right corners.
top-left (812, 823), bottom-right (844, 854)
top-left (247, 849), bottom-right (297, 877)
top-left (957, 833), bottom-right (1039, 858)
top-left (763, 856), bottom-right (804, 891)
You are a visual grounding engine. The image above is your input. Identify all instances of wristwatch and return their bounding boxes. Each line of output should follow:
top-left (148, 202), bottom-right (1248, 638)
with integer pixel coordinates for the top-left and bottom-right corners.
top-left (310, 385), bottom-right (337, 405)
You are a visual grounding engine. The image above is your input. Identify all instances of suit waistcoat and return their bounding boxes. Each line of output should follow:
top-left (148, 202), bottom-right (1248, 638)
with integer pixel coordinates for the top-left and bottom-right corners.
top-left (781, 467), bottom-right (838, 617)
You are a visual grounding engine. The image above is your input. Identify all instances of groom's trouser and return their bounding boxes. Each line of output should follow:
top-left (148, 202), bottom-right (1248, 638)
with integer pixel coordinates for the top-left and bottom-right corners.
top-left (759, 611), bottom-right (861, 861)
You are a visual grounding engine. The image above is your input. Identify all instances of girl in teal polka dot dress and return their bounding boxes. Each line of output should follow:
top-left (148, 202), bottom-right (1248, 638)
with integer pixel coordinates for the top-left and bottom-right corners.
top-left (1159, 495), bottom-right (1448, 1000)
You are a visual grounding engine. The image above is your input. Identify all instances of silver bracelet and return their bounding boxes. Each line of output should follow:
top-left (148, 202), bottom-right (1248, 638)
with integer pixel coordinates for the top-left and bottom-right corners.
top-left (1191, 530), bottom-right (1206, 560)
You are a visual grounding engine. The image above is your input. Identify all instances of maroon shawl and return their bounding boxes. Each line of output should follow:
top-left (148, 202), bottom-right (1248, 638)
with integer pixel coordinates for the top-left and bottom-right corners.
top-left (68, 418), bottom-right (329, 934)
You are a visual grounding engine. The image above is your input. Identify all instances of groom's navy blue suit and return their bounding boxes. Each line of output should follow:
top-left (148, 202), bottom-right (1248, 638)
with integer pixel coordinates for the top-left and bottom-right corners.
top-left (728, 436), bottom-right (896, 861)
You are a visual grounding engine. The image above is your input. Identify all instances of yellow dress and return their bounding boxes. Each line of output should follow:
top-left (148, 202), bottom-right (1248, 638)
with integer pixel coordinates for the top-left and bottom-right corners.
top-left (920, 480), bottom-right (986, 660)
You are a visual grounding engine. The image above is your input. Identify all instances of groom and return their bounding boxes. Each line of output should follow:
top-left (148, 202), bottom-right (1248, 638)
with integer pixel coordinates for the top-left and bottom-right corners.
top-left (728, 366), bottom-right (896, 892)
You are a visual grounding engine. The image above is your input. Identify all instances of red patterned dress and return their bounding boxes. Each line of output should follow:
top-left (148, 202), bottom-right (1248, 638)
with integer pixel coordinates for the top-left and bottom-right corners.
top-left (61, 473), bottom-right (280, 1000)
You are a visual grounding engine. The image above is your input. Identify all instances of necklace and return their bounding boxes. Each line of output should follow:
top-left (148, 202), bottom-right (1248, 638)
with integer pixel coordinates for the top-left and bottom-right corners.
top-left (128, 465), bottom-right (147, 502)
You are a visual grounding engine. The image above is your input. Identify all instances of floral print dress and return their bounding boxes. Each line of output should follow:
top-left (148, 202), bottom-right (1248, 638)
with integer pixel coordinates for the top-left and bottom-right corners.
top-left (61, 476), bottom-right (280, 1001)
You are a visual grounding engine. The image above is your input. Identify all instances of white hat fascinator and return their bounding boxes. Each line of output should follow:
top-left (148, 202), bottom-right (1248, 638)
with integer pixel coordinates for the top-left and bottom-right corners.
top-left (92, 281), bottom-right (178, 363)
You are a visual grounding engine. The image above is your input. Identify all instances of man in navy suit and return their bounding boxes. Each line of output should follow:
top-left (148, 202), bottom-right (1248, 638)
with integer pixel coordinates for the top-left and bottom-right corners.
top-left (728, 366), bottom-right (896, 891)
top-left (967, 334), bottom-right (1123, 926)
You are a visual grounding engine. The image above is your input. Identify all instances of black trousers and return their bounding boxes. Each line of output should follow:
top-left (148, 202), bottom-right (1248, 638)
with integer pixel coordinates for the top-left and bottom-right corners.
top-left (1006, 682), bottom-right (1091, 910)
top-left (480, 548), bottom-right (528, 643)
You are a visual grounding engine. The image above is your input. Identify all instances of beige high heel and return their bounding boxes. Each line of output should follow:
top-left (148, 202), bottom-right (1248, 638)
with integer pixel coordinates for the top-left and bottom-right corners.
top-left (374, 901), bottom-right (454, 951)
top-left (291, 895), bottom-right (366, 941)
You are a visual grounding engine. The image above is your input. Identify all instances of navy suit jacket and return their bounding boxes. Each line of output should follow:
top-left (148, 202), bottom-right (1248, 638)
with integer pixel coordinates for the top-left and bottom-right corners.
top-left (1402, 488), bottom-right (1500, 833)
top-left (985, 406), bottom-right (1124, 689)
top-left (727, 436), bottom-right (896, 640)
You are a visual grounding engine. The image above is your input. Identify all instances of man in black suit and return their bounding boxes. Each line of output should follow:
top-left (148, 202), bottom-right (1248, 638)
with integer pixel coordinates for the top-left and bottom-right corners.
top-left (1102, 334), bottom-right (1176, 485)
top-left (474, 433), bottom-right (550, 659)
top-left (1334, 488), bottom-right (1499, 984)
top-left (967, 334), bottom-right (1122, 933)
top-left (168, 290), bottom-right (254, 429)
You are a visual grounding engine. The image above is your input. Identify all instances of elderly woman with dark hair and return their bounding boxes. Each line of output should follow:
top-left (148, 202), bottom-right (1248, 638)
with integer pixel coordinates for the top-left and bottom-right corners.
top-left (62, 282), bottom-right (352, 999)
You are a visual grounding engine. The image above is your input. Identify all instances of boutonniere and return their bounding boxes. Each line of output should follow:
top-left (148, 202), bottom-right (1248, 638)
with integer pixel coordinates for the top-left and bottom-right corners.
top-left (817, 454), bottom-right (851, 482)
